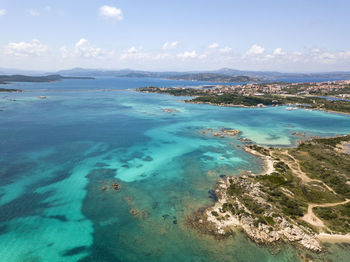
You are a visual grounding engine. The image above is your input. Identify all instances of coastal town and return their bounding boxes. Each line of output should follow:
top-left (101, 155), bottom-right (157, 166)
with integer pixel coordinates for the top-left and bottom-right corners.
top-left (137, 80), bottom-right (350, 114)
top-left (139, 79), bottom-right (350, 97)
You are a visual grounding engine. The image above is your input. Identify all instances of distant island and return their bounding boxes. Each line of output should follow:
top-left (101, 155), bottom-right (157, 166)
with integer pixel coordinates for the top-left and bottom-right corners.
top-left (119, 72), bottom-right (258, 82)
top-left (0, 87), bottom-right (23, 92)
top-left (188, 135), bottom-right (350, 253)
top-left (166, 73), bottom-right (259, 82)
top-left (0, 74), bottom-right (95, 85)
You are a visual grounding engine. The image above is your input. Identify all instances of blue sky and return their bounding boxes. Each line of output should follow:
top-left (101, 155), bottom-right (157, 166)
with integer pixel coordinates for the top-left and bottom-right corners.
top-left (0, 0), bottom-right (350, 72)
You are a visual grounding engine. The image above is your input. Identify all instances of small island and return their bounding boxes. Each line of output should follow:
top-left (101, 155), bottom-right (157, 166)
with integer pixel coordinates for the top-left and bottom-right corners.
top-left (0, 74), bottom-right (95, 85)
top-left (188, 135), bottom-right (350, 253)
top-left (0, 87), bottom-right (23, 92)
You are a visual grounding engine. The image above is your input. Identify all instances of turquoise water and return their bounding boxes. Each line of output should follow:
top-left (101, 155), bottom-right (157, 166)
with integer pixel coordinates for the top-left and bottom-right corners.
top-left (1, 78), bottom-right (350, 261)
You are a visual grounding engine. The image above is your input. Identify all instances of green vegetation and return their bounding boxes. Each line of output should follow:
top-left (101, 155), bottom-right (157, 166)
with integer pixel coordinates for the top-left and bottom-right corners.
top-left (270, 95), bottom-right (350, 113)
top-left (222, 135), bottom-right (350, 233)
top-left (190, 93), bottom-right (278, 106)
top-left (290, 135), bottom-right (350, 198)
top-left (211, 211), bottom-right (219, 217)
top-left (314, 203), bottom-right (350, 233)
top-left (137, 86), bottom-right (350, 114)
top-left (137, 86), bottom-right (205, 96)
top-left (248, 145), bottom-right (270, 155)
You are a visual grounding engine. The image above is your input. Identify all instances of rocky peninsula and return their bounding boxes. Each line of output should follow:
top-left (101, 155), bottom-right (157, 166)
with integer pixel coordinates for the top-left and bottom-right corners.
top-left (189, 135), bottom-right (350, 253)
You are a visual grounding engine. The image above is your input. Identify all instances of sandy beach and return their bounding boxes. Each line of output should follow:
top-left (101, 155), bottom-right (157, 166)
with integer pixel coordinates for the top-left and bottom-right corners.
top-left (316, 233), bottom-right (350, 243)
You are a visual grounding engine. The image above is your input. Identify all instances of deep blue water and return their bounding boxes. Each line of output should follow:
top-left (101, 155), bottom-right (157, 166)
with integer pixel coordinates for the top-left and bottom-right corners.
top-left (0, 77), bottom-right (350, 262)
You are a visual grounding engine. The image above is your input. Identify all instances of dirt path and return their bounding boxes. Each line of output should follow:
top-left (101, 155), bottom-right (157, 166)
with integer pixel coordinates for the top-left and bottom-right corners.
top-left (302, 199), bottom-right (350, 228)
top-left (280, 151), bottom-right (337, 194)
top-left (279, 150), bottom-right (350, 229)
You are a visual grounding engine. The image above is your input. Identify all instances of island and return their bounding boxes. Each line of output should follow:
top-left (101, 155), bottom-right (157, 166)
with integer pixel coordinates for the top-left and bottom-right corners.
top-left (0, 87), bottom-right (23, 92)
top-left (0, 74), bottom-right (95, 85)
top-left (166, 73), bottom-right (259, 83)
top-left (188, 135), bottom-right (350, 253)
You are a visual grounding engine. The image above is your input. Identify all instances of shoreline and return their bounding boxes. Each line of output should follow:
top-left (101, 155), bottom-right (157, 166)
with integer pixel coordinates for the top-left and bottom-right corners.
top-left (184, 100), bottom-right (267, 109)
top-left (337, 141), bottom-right (350, 154)
top-left (316, 233), bottom-right (350, 243)
top-left (189, 136), bottom-right (350, 253)
top-left (242, 146), bottom-right (275, 175)
top-left (185, 100), bottom-right (350, 116)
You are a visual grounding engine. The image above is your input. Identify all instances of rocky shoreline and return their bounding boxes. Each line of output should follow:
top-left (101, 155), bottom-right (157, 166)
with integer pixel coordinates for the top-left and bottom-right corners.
top-left (193, 175), bottom-right (323, 252)
top-left (189, 136), bottom-right (350, 253)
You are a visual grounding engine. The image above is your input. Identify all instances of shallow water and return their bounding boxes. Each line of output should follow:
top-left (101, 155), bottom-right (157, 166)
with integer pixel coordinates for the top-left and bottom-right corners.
top-left (1, 78), bottom-right (350, 261)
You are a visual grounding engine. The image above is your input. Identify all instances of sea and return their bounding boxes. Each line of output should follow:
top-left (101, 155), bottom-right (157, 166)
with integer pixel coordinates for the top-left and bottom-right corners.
top-left (0, 77), bottom-right (350, 262)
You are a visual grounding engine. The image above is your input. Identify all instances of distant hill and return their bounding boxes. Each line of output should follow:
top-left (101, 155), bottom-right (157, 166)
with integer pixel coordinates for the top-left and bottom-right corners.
top-left (167, 73), bottom-right (259, 82)
top-left (212, 68), bottom-right (350, 80)
top-left (56, 68), bottom-right (182, 78)
top-left (1, 67), bottom-right (350, 82)
top-left (0, 74), bottom-right (94, 84)
top-left (54, 67), bottom-right (350, 81)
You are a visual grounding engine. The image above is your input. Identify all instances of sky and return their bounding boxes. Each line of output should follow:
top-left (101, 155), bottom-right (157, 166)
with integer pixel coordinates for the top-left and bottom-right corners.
top-left (0, 0), bottom-right (350, 72)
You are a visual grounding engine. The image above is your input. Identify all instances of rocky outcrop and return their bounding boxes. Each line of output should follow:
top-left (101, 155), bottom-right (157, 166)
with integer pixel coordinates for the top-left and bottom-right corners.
top-left (200, 128), bottom-right (241, 138)
top-left (198, 176), bottom-right (323, 252)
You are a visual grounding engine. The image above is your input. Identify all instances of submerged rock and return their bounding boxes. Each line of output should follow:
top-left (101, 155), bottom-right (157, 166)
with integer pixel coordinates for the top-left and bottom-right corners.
top-left (112, 182), bottom-right (120, 190)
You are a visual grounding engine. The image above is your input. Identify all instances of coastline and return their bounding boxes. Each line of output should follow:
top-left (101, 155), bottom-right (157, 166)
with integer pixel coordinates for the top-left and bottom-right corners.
top-left (336, 141), bottom-right (350, 154)
top-left (185, 100), bottom-right (350, 116)
top-left (242, 146), bottom-right (275, 175)
top-left (184, 100), bottom-right (267, 109)
top-left (316, 233), bottom-right (350, 243)
top-left (189, 136), bottom-right (350, 253)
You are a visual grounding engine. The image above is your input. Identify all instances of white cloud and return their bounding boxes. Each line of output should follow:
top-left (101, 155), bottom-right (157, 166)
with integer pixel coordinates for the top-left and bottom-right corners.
top-left (6, 39), bottom-right (48, 57)
top-left (273, 48), bottom-right (286, 56)
top-left (176, 51), bottom-right (207, 60)
top-left (0, 9), bottom-right (6, 16)
top-left (208, 43), bottom-right (220, 49)
top-left (58, 39), bottom-right (113, 59)
top-left (245, 44), bottom-right (265, 55)
top-left (177, 51), bottom-right (198, 59)
top-left (126, 47), bottom-right (138, 54)
top-left (162, 41), bottom-right (179, 50)
top-left (99, 5), bottom-right (123, 21)
top-left (74, 38), bottom-right (112, 58)
top-left (27, 9), bottom-right (40, 16)
top-left (219, 47), bottom-right (232, 54)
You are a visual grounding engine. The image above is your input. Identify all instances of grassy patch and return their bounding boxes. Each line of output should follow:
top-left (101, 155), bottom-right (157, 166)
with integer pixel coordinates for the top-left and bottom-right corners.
top-left (314, 203), bottom-right (350, 233)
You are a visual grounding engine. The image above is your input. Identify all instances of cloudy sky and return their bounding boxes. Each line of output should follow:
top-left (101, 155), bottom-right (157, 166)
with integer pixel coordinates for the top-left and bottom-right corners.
top-left (0, 0), bottom-right (350, 72)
